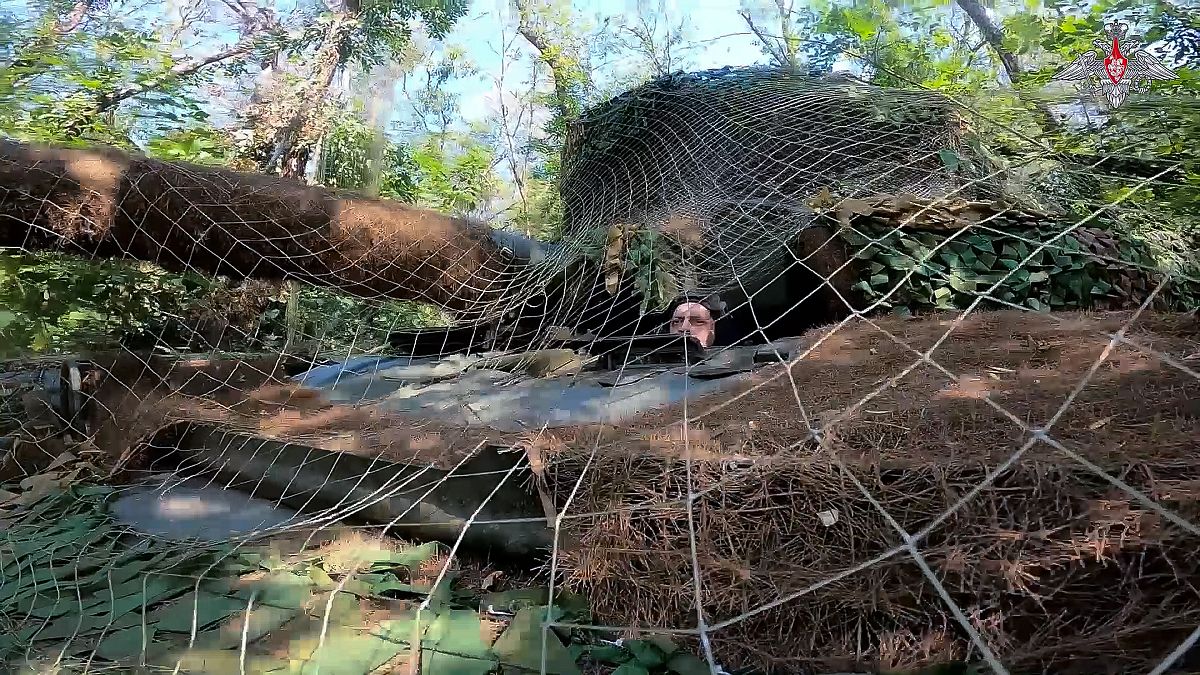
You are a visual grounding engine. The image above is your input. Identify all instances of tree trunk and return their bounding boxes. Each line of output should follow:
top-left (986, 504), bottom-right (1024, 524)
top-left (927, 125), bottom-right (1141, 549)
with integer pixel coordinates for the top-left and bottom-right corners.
top-left (954, 0), bottom-right (1021, 83)
top-left (266, 10), bottom-right (353, 177)
top-left (514, 0), bottom-right (586, 123)
top-left (955, 0), bottom-right (1061, 133)
top-left (0, 140), bottom-right (516, 315)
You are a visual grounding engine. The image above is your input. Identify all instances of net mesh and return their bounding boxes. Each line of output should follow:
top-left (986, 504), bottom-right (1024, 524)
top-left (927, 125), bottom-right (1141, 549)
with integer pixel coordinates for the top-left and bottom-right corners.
top-left (1, 64), bottom-right (1199, 675)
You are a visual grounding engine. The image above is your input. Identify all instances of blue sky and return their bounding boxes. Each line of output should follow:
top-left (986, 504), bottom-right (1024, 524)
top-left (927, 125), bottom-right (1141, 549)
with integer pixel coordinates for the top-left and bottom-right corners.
top-left (422, 0), bottom-right (778, 126)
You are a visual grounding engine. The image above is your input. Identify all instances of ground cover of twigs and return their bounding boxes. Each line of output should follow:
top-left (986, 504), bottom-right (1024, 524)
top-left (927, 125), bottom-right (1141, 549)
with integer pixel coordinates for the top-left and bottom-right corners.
top-left (542, 310), bottom-right (1200, 675)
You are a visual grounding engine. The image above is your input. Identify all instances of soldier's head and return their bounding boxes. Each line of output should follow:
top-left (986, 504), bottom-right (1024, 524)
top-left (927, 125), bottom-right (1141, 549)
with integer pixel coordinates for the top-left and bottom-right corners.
top-left (667, 294), bottom-right (723, 348)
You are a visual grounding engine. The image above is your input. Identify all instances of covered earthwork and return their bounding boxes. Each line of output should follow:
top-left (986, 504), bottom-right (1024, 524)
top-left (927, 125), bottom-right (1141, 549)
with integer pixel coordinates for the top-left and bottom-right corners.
top-left (66, 309), bottom-right (1200, 674)
top-left (4, 67), bottom-right (1200, 675)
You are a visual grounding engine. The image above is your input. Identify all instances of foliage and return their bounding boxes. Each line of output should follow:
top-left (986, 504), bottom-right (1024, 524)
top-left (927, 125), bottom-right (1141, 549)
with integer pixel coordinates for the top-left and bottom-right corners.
top-left (0, 252), bottom-right (443, 358)
top-left (406, 45), bottom-right (481, 138)
top-left (818, 0), bottom-right (993, 93)
top-left (289, 288), bottom-right (447, 354)
top-left (0, 255), bottom-right (206, 359)
top-left (625, 229), bottom-right (678, 313)
top-left (841, 223), bottom-right (1200, 315)
top-left (144, 125), bottom-right (240, 166)
top-left (0, 0), bottom-right (466, 358)
top-left (308, 0), bottom-right (471, 71)
top-left (410, 136), bottom-right (500, 215)
top-left (0, 10), bottom-right (200, 147)
top-left (508, 171), bottom-right (566, 240)
top-left (2, 0), bottom-right (1200, 348)
top-left (576, 636), bottom-right (710, 675)
top-left (319, 110), bottom-right (421, 201)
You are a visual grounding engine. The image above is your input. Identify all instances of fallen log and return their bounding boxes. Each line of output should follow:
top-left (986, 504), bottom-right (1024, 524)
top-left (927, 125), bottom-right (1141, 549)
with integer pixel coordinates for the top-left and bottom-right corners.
top-left (0, 140), bottom-right (519, 315)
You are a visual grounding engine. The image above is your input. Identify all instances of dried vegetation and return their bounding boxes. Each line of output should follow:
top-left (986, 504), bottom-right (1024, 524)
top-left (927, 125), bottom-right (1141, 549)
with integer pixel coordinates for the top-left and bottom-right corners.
top-left (76, 309), bottom-right (1200, 673)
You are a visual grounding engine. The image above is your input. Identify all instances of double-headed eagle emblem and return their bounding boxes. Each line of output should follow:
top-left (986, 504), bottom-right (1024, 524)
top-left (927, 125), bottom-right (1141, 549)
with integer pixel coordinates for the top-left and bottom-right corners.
top-left (1053, 21), bottom-right (1178, 108)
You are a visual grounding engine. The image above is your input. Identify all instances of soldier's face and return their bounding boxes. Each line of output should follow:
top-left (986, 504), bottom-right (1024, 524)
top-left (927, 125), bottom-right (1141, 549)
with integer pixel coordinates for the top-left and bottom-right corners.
top-left (669, 302), bottom-right (715, 347)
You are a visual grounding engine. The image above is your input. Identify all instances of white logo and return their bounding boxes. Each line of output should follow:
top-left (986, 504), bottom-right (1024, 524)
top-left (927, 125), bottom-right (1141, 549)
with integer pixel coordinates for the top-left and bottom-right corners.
top-left (1053, 21), bottom-right (1178, 108)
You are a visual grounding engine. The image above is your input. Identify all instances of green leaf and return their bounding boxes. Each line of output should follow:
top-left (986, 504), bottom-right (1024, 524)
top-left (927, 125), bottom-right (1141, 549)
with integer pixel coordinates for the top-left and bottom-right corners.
top-left (947, 240), bottom-right (971, 255)
top-left (491, 607), bottom-right (580, 675)
top-left (385, 542), bottom-right (443, 573)
top-left (878, 254), bottom-right (917, 271)
top-left (612, 662), bottom-right (652, 675)
top-left (589, 644), bottom-right (632, 664)
top-left (967, 235), bottom-right (996, 254)
top-left (938, 251), bottom-right (961, 268)
top-left (95, 625), bottom-right (155, 662)
top-left (644, 635), bottom-right (678, 656)
top-left (236, 572), bottom-right (314, 609)
top-left (309, 566), bottom-right (335, 590)
top-left (426, 609), bottom-right (492, 660)
top-left (193, 603), bottom-right (300, 650)
top-left (839, 230), bottom-right (869, 247)
top-left (77, 573), bottom-right (189, 620)
top-left (973, 253), bottom-right (998, 272)
top-left (938, 148), bottom-right (961, 171)
top-left (949, 275), bottom-right (975, 293)
top-left (151, 591), bottom-right (249, 633)
top-left (291, 626), bottom-right (409, 675)
top-left (34, 611), bottom-right (140, 644)
top-left (626, 640), bottom-right (668, 668)
top-left (667, 652), bottom-right (712, 675)
top-left (481, 587), bottom-right (553, 613)
top-left (426, 651), bottom-right (496, 675)
top-left (1028, 271), bottom-right (1050, 283)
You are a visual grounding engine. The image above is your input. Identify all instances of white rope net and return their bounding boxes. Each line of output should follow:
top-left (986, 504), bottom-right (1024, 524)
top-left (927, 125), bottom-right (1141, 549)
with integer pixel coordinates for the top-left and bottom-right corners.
top-left (1, 66), bottom-right (1199, 675)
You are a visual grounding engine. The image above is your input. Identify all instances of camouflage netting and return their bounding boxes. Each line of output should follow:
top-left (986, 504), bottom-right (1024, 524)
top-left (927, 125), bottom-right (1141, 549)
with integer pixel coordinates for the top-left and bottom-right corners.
top-left (543, 311), bottom-right (1200, 674)
top-left (550, 67), bottom-right (1198, 327)
top-left (43, 310), bottom-right (1200, 674)
top-left (4, 65), bottom-right (1200, 675)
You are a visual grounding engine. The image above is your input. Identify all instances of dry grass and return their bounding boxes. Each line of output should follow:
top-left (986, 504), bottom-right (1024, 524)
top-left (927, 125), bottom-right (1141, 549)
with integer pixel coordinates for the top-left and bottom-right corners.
top-left (82, 309), bottom-right (1200, 673)
top-left (542, 310), bottom-right (1200, 674)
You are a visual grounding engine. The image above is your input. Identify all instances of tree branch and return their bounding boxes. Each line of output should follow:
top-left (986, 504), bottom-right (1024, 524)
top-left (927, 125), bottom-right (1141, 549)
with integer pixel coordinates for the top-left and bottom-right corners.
top-left (514, 0), bottom-right (576, 122)
top-left (955, 0), bottom-right (1063, 134)
top-left (54, 0), bottom-right (97, 35)
top-left (96, 41), bottom-right (261, 112)
top-left (738, 9), bottom-right (791, 69)
top-left (775, 0), bottom-right (801, 70)
top-left (954, 0), bottom-right (1020, 83)
top-left (264, 12), bottom-right (353, 176)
